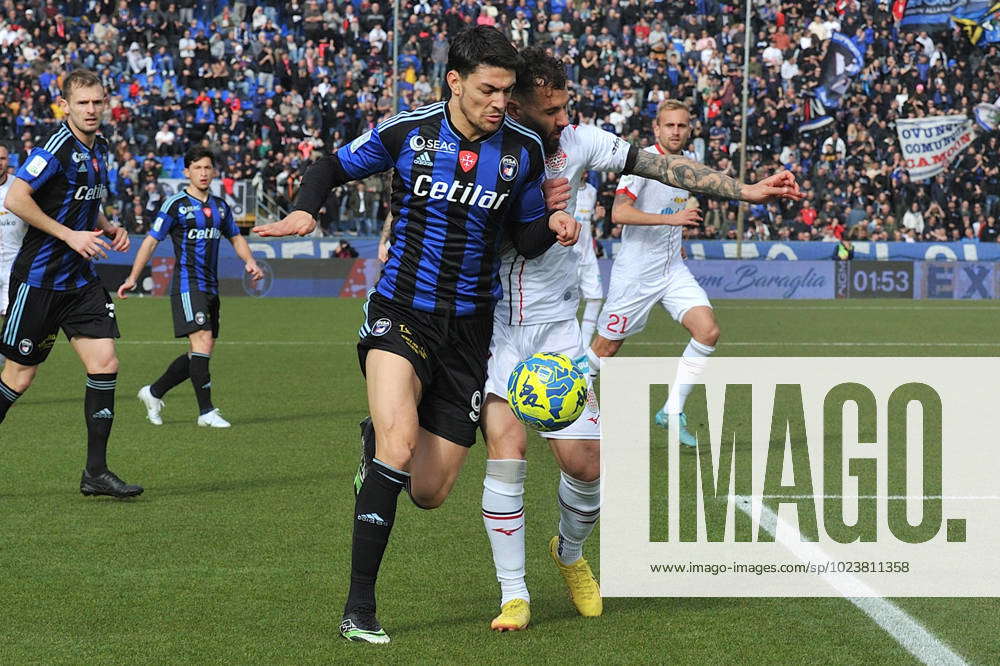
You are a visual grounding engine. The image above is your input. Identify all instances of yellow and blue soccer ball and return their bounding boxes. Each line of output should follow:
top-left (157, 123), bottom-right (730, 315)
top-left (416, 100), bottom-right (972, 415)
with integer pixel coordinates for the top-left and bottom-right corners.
top-left (507, 352), bottom-right (588, 432)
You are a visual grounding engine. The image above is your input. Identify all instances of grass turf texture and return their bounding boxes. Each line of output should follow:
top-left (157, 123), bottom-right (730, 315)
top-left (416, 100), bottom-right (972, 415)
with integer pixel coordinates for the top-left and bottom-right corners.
top-left (1, 298), bottom-right (998, 664)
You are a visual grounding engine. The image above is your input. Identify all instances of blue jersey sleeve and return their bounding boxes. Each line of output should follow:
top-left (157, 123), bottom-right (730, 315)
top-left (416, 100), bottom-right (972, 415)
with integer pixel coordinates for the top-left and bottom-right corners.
top-left (148, 200), bottom-right (175, 241)
top-left (508, 165), bottom-right (548, 226)
top-left (336, 128), bottom-right (393, 180)
top-left (16, 148), bottom-right (62, 191)
top-left (221, 202), bottom-right (239, 238)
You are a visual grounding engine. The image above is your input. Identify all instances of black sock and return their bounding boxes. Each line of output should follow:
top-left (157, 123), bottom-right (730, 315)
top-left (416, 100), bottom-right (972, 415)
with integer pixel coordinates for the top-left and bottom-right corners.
top-left (0, 378), bottom-right (23, 423)
top-left (150, 353), bottom-right (191, 398)
top-left (345, 459), bottom-right (408, 614)
top-left (189, 352), bottom-right (213, 415)
top-left (85, 373), bottom-right (116, 474)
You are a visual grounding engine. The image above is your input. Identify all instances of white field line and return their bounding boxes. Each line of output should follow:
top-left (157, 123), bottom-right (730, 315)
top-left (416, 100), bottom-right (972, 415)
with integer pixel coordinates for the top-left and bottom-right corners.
top-left (733, 495), bottom-right (968, 666)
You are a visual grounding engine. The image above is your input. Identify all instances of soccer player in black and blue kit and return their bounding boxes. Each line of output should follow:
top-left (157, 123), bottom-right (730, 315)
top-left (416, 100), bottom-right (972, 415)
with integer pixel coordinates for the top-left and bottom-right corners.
top-left (117, 146), bottom-right (263, 427)
top-left (253, 26), bottom-right (578, 644)
top-left (0, 70), bottom-right (142, 498)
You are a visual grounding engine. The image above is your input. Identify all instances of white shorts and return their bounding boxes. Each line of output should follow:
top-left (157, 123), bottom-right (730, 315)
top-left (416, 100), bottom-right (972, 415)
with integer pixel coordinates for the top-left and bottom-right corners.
top-left (578, 259), bottom-right (603, 301)
top-left (485, 317), bottom-right (600, 440)
top-left (598, 262), bottom-right (711, 340)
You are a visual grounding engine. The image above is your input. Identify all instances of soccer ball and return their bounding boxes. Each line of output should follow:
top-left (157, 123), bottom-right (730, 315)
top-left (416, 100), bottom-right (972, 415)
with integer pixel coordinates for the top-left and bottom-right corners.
top-left (507, 352), bottom-right (588, 432)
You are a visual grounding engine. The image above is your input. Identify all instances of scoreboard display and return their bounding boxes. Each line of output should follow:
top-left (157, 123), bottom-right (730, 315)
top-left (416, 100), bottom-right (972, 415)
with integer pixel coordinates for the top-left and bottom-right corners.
top-left (835, 261), bottom-right (915, 299)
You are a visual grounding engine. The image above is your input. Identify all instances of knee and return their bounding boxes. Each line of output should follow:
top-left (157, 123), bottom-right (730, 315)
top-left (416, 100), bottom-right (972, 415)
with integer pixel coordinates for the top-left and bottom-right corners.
top-left (87, 355), bottom-right (119, 375)
top-left (591, 336), bottom-right (621, 358)
top-left (558, 444), bottom-right (600, 482)
top-left (2, 366), bottom-right (36, 393)
top-left (409, 485), bottom-right (447, 509)
top-left (694, 323), bottom-right (720, 348)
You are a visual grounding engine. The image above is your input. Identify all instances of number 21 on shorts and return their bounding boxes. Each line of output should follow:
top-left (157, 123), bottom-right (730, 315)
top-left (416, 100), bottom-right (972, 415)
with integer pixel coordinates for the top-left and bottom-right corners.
top-left (607, 314), bottom-right (628, 334)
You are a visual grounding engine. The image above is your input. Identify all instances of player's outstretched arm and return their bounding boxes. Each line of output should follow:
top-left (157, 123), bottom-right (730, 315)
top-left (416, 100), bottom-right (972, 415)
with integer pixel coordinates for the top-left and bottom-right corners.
top-left (611, 192), bottom-right (702, 227)
top-left (5, 177), bottom-right (111, 259)
top-left (252, 209), bottom-right (317, 237)
top-left (631, 151), bottom-right (804, 203)
top-left (229, 234), bottom-right (265, 281)
top-left (117, 235), bottom-right (159, 298)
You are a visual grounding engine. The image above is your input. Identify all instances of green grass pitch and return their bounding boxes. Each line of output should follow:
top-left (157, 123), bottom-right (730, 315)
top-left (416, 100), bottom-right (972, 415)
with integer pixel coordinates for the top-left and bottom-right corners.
top-left (1, 298), bottom-right (998, 664)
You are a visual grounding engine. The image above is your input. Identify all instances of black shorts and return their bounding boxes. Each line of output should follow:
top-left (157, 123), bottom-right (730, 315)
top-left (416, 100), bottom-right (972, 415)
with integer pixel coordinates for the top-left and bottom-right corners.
top-left (171, 290), bottom-right (221, 338)
top-left (0, 276), bottom-right (120, 366)
top-left (357, 291), bottom-right (493, 448)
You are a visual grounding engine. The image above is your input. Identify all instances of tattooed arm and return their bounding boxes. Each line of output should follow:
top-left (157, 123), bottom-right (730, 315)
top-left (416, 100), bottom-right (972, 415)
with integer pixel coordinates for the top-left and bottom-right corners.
top-left (629, 151), bottom-right (803, 203)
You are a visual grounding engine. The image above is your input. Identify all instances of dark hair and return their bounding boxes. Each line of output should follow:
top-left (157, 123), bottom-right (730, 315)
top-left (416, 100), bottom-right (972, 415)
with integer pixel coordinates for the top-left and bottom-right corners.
top-left (512, 47), bottom-right (567, 100)
top-left (61, 69), bottom-right (103, 100)
top-left (447, 26), bottom-right (521, 78)
top-left (184, 145), bottom-right (217, 168)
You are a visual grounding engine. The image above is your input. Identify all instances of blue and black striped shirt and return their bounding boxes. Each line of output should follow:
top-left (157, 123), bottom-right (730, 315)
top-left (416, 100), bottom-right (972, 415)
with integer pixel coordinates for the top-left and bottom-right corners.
top-left (13, 123), bottom-right (110, 291)
top-left (295, 102), bottom-right (550, 317)
top-left (149, 191), bottom-right (239, 295)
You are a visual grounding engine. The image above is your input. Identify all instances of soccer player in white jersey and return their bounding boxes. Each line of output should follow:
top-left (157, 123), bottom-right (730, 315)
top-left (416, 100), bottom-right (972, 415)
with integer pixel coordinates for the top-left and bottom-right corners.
top-left (0, 145), bottom-right (27, 363)
top-left (590, 99), bottom-right (715, 447)
top-left (573, 179), bottom-right (602, 343)
top-left (480, 48), bottom-right (804, 632)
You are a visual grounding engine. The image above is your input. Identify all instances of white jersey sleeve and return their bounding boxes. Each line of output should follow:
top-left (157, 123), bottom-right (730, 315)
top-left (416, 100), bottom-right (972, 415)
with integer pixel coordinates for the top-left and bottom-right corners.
top-left (571, 124), bottom-right (632, 174)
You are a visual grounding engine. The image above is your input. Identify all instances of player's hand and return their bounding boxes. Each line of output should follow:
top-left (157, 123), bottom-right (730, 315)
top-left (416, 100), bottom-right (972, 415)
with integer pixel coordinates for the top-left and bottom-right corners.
top-left (543, 177), bottom-right (571, 211)
top-left (378, 241), bottom-right (389, 263)
top-left (548, 210), bottom-right (580, 246)
top-left (665, 208), bottom-right (702, 226)
top-left (116, 276), bottom-right (137, 299)
top-left (245, 261), bottom-right (264, 283)
top-left (67, 229), bottom-right (111, 260)
top-left (105, 225), bottom-right (130, 252)
top-left (740, 170), bottom-right (805, 203)
top-left (252, 210), bottom-right (317, 237)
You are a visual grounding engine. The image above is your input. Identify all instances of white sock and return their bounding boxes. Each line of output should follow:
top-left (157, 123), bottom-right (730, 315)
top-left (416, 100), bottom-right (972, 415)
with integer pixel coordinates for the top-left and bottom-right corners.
top-left (663, 339), bottom-right (715, 415)
top-left (483, 459), bottom-right (528, 606)
top-left (585, 347), bottom-right (601, 382)
top-left (556, 471), bottom-right (601, 565)
top-left (581, 299), bottom-right (602, 344)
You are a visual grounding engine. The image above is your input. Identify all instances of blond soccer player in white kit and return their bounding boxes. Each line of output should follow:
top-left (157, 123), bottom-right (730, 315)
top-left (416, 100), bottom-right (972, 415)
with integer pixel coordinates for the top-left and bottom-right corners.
top-left (573, 180), bottom-right (603, 344)
top-left (0, 145), bottom-right (27, 364)
top-left (480, 49), bottom-right (806, 632)
top-left (590, 100), bottom-right (718, 447)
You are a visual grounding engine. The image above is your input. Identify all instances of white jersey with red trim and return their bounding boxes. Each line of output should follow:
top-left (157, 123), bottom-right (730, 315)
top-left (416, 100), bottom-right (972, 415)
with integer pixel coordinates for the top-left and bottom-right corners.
top-left (498, 124), bottom-right (631, 326)
top-left (614, 145), bottom-right (695, 279)
top-left (0, 175), bottom-right (27, 315)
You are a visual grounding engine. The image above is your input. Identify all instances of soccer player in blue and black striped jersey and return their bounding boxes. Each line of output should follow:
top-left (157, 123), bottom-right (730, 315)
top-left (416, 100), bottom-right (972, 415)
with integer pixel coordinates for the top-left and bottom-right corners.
top-left (0, 69), bottom-right (142, 498)
top-left (253, 26), bottom-right (578, 644)
top-left (117, 146), bottom-right (263, 427)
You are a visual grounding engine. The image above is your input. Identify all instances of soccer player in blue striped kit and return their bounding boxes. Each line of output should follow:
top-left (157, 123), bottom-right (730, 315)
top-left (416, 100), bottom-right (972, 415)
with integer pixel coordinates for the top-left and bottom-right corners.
top-left (254, 26), bottom-right (579, 644)
top-left (0, 69), bottom-right (142, 498)
top-left (117, 146), bottom-right (263, 427)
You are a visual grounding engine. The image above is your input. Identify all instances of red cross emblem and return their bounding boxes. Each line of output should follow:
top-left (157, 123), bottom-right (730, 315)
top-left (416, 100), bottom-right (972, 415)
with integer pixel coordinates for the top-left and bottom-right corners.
top-left (458, 150), bottom-right (478, 172)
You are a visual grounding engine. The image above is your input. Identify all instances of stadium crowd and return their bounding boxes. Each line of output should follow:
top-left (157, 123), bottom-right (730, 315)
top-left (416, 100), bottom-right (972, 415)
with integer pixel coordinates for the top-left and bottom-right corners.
top-left (0, 0), bottom-right (998, 242)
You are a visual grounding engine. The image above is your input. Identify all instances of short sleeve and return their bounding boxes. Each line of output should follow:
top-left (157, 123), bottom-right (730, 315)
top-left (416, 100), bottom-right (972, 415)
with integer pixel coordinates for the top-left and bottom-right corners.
top-left (148, 200), bottom-right (175, 241)
top-left (616, 173), bottom-right (645, 201)
top-left (15, 148), bottom-right (62, 191)
top-left (335, 127), bottom-right (393, 180)
top-left (221, 201), bottom-right (239, 238)
top-left (576, 124), bottom-right (632, 173)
